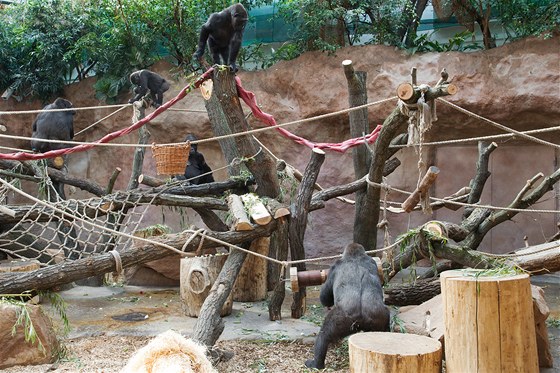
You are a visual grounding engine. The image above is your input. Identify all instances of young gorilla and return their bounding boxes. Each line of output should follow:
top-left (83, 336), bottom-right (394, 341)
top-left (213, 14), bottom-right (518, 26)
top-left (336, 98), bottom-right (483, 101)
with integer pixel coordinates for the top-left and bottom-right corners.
top-left (305, 243), bottom-right (390, 370)
top-left (193, 3), bottom-right (248, 72)
top-left (31, 97), bottom-right (75, 199)
top-left (128, 70), bottom-right (170, 108)
top-left (182, 134), bottom-right (215, 185)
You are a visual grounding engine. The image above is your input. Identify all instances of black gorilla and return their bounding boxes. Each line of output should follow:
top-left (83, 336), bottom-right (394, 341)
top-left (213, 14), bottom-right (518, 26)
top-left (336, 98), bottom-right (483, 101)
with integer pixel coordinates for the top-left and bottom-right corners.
top-left (305, 243), bottom-right (390, 370)
top-left (193, 3), bottom-right (248, 72)
top-left (31, 98), bottom-right (75, 153)
top-left (183, 134), bottom-right (214, 185)
top-left (30, 97), bottom-right (75, 199)
top-left (128, 70), bottom-right (170, 108)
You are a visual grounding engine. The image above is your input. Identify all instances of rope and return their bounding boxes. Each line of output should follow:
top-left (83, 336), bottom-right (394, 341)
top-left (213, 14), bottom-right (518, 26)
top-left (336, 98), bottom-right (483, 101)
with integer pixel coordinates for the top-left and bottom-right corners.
top-left (477, 241), bottom-right (560, 259)
top-left (74, 104), bottom-right (131, 137)
top-left (109, 250), bottom-right (123, 275)
top-left (438, 98), bottom-right (560, 149)
top-left (390, 125), bottom-right (560, 148)
top-left (0, 103), bottom-right (131, 115)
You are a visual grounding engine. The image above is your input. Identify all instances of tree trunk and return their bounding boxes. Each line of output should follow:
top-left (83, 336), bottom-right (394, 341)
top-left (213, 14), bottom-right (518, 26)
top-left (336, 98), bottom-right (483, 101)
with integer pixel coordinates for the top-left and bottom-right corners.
top-left (210, 68), bottom-right (280, 198)
top-left (289, 148), bottom-right (325, 318)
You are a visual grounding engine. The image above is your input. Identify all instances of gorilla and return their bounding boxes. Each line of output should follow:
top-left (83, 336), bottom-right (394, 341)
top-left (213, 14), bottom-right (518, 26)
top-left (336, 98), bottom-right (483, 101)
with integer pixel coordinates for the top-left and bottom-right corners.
top-left (193, 3), bottom-right (248, 72)
top-left (31, 98), bottom-right (75, 153)
top-left (128, 70), bottom-right (170, 108)
top-left (183, 134), bottom-right (215, 185)
top-left (30, 97), bottom-right (75, 199)
top-left (305, 243), bottom-right (390, 370)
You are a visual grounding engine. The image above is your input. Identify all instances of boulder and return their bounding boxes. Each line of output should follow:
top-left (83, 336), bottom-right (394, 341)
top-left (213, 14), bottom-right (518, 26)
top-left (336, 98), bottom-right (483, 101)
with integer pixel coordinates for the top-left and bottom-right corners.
top-left (0, 303), bottom-right (59, 369)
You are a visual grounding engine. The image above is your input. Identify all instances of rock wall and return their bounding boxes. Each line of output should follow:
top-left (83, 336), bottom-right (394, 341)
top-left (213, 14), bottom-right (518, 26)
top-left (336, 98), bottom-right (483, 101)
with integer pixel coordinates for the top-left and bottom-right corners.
top-left (1, 36), bottom-right (558, 260)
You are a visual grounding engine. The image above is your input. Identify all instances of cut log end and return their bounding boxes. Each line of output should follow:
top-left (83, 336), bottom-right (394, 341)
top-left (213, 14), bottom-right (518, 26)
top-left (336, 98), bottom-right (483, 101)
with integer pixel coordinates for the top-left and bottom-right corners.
top-left (397, 83), bottom-right (414, 100)
top-left (52, 156), bottom-right (65, 169)
top-left (447, 83), bottom-right (458, 95)
top-left (349, 332), bottom-right (442, 373)
top-left (342, 59), bottom-right (353, 66)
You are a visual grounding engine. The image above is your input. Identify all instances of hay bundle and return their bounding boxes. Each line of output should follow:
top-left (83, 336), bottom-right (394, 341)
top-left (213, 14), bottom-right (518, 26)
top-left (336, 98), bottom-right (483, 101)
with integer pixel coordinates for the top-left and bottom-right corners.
top-left (121, 330), bottom-right (216, 373)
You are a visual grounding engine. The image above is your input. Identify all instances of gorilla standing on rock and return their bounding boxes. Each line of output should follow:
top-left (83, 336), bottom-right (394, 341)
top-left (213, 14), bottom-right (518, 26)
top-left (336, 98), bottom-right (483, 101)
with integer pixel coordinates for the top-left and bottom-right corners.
top-left (305, 243), bottom-right (390, 370)
top-left (193, 3), bottom-right (248, 72)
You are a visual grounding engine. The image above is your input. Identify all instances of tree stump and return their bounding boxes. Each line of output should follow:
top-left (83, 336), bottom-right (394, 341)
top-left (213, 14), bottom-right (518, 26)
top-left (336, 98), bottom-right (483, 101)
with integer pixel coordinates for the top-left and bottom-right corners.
top-left (441, 270), bottom-right (539, 373)
top-left (232, 237), bottom-right (269, 301)
top-left (180, 254), bottom-right (232, 317)
top-left (348, 332), bottom-right (442, 373)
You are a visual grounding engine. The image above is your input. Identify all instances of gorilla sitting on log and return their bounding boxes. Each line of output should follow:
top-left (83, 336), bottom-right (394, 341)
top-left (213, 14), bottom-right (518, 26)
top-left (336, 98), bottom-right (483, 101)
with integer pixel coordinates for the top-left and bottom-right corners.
top-left (181, 134), bottom-right (214, 185)
top-left (31, 98), bottom-right (75, 199)
top-left (305, 243), bottom-right (390, 370)
top-left (128, 70), bottom-right (170, 108)
top-left (193, 3), bottom-right (248, 72)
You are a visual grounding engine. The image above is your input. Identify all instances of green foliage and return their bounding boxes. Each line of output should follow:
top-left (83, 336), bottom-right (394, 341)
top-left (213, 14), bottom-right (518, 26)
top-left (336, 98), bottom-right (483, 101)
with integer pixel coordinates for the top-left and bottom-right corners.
top-left (274, 0), bottom-right (413, 56)
top-left (546, 317), bottom-right (560, 328)
top-left (407, 30), bottom-right (483, 54)
top-left (493, 0), bottom-right (560, 40)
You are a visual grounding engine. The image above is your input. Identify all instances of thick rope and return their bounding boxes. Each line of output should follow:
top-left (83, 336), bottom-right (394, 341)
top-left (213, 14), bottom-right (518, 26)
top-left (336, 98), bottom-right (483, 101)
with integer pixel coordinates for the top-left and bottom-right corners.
top-left (438, 98), bottom-right (560, 149)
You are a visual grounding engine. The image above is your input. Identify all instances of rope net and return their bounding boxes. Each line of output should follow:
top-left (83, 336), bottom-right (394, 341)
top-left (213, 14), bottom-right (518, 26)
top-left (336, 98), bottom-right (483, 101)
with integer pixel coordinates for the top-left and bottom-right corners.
top-left (0, 178), bottom-right (156, 267)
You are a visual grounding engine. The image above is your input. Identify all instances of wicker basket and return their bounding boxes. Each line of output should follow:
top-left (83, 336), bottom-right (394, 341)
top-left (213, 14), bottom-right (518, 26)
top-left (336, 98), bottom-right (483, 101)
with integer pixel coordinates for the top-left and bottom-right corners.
top-left (152, 142), bottom-right (190, 175)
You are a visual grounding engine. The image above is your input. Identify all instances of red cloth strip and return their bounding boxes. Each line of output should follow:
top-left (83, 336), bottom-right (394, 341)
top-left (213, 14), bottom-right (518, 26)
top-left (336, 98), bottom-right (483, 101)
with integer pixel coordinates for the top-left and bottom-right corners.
top-left (0, 68), bottom-right (215, 161)
top-left (235, 76), bottom-right (382, 153)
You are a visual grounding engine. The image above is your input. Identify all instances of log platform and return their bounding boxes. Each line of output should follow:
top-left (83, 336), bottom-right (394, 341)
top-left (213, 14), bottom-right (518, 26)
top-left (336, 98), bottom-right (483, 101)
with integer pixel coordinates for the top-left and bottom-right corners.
top-left (441, 270), bottom-right (539, 373)
top-left (348, 332), bottom-right (442, 372)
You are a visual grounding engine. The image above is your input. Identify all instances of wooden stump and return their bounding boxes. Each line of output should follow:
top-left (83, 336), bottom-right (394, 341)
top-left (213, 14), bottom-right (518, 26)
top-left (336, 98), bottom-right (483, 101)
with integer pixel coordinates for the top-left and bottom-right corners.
top-left (232, 237), bottom-right (269, 302)
top-left (180, 254), bottom-right (232, 317)
top-left (348, 332), bottom-right (442, 373)
top-left (441, 270), bottom-right (539, 373)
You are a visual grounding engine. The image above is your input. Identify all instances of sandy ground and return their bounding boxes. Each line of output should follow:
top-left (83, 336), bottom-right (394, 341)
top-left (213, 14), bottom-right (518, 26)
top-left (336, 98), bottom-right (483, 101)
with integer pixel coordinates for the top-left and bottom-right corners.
top-left (3, 335), bottom-right (350, 372)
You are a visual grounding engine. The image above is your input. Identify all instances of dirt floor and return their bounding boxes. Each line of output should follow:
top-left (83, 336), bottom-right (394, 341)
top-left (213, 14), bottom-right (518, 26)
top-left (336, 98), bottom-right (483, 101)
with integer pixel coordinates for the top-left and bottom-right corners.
top-left (2, 285), bottom-right (350, 372)
top-left (2, 274), bottom-right (559, 372)
top-left (3, 336), bottom-right (350, 372)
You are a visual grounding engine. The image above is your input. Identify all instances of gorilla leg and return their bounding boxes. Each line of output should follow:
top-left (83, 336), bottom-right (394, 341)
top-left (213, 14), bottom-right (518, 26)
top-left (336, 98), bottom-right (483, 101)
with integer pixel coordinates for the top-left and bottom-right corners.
top-left (207, 38), bottom-right (223, 65)
top-left (151, 80), bottom-right (170, 107)
top-left (305, 307), bottom-right (355, 369)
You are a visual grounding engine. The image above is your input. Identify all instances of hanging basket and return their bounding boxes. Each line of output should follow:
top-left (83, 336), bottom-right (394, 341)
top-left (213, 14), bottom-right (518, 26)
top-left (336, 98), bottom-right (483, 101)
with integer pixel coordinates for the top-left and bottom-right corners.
top-left (151, 142), bottom-right (190, 175)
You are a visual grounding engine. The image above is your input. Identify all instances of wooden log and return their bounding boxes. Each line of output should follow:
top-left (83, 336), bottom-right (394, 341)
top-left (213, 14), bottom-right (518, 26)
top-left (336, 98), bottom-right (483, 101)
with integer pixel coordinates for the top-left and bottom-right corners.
top-left (232, 237), bottom-right (269, 301)
top-left (264, 199), bottom-right (290, 219)
top-left (289, 148), bottom-right (325, 318)
top-left (0, 221), bottom-right (279, 295)
top-left (401, 166), bottom-right (440, 212)
top-left (384, 279), bottom-right (441, 306)
top-left (0, 259), bottom-right (41, 273)
top-left (180, 254), bottom-right (232, 317)
top-left (348, 332), bottom-right (442, 373)
top-left (441, 270), bottom-right (539, 373)
top-left (226, 194), bottom-right (252, 231)
top-left (267, 217), bottom-right (289, 320)
top-left (137, 174), bottom-right (165, 188)
top-left (241, 193), bottom-right (272, 225)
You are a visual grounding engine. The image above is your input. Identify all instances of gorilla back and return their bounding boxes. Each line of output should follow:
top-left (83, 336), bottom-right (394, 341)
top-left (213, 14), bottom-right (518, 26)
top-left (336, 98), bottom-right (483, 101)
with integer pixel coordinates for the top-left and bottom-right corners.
top-left (31, 98), bottom-right (75, 153)
top-left (306, 243), bottom-right (390, 369)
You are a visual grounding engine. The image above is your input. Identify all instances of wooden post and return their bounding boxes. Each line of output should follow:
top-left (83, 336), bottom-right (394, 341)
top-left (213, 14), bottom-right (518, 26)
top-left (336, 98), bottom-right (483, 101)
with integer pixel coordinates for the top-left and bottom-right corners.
top-left (441, 270), bottom-right (539, 373)
top-left (348, 332), bottom-right (442, 373)
top-left (180, 254), bottom-right (232, 317)
top-left (232, 237), bottom-right (269, 301)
